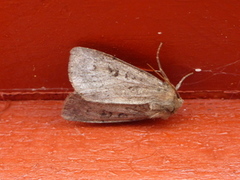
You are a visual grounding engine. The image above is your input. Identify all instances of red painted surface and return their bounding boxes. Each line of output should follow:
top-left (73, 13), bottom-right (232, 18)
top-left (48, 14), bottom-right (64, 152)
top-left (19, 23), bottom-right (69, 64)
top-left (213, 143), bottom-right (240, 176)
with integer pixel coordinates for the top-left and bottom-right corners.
top-left (0, 0), bottom-right (240, 99)
top-left (0, 99), bottom-right (240, 179)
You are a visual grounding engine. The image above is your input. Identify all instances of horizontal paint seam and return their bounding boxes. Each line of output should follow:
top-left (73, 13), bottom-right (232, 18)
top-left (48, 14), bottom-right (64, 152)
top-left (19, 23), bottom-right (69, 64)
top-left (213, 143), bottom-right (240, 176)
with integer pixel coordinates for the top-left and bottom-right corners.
top-left (0, 90), bottom-right (239, 101)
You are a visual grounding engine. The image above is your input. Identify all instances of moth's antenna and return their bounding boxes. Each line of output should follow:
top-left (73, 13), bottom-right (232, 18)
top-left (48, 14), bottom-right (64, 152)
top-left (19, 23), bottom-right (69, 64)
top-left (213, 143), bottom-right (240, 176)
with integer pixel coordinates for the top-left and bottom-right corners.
top-left (147, 63), bottom-right (166, 81)
top-left (175, 72), bottom-right (193, 90)
top-left (156, 43), bottom-right (194, 90)
top-left (156, 43), bottom-right (169, 81)
top-left (148, 63), bottom-right (182, 98)
top-left (148, 63), bottom-right (177, 91)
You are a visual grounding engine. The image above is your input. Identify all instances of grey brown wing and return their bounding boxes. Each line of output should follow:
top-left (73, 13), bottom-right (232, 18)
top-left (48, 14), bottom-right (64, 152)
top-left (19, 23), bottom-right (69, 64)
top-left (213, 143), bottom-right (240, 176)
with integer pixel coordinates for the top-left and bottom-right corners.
top-left (69, 47), bottom-right (165, 105)
top-left (62, 93), bottom-right (151, 123)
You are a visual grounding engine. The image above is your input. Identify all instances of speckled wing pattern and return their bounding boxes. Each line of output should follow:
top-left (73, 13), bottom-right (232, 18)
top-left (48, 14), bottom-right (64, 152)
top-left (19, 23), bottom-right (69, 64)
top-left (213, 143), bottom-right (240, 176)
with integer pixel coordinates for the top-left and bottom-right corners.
top-left (62, 93), bottom-right (151, 123)
top-left (69, 47), bottom-right (166, 104)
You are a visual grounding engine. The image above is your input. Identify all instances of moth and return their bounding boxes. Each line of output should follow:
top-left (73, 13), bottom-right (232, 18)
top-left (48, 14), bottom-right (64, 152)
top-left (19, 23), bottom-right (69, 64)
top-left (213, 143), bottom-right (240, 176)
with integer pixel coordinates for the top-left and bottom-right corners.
top-left (62, 43), bottom-right (191, 123)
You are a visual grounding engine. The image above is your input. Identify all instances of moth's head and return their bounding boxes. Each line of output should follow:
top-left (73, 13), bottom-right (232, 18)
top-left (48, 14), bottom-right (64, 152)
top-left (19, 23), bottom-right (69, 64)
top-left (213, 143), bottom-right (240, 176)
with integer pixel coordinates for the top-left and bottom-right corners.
top-left (173, 94), bottom-right (183, 112)
top-left (164, 83), bottom-right (183, 113)
top-left (148, 82), bottom-right (183, 119)
top-left (159, 70), bottom-right (192, 115)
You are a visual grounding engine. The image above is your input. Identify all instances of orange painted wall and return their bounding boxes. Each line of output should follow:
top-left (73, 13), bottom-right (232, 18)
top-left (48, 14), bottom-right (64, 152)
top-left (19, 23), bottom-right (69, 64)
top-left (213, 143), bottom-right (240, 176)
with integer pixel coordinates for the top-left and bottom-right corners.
top-left (1, 0), bottom-right (240, 99)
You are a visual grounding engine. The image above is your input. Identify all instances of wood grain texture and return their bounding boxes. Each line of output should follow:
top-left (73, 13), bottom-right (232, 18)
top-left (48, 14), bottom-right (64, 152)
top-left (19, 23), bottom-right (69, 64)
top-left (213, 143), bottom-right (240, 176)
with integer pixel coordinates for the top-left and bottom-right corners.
top-left (0, 99), bottom-right (239, 179)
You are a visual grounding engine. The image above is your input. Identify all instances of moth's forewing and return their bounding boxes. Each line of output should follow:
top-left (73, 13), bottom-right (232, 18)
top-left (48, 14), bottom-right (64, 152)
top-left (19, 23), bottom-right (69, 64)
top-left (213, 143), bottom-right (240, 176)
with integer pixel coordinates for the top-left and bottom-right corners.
top-left (62, 93), bottom-right (152, 123)
top-left (68, 47), bottom-right (165, 105)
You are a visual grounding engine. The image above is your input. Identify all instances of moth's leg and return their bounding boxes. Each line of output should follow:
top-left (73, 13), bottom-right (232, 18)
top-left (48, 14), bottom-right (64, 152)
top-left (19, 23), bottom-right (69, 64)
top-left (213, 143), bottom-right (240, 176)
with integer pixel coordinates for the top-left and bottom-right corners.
top-left (149, 112), bottom-right (170, 119)
top-left (149, 102), bottom-right (175, 114)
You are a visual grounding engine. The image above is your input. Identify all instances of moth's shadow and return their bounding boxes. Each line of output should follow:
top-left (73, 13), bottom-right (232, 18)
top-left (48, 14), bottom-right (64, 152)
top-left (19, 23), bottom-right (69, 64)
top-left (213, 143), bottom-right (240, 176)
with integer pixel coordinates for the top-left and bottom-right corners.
top-left (67, 116), bottom-right (182, 129)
